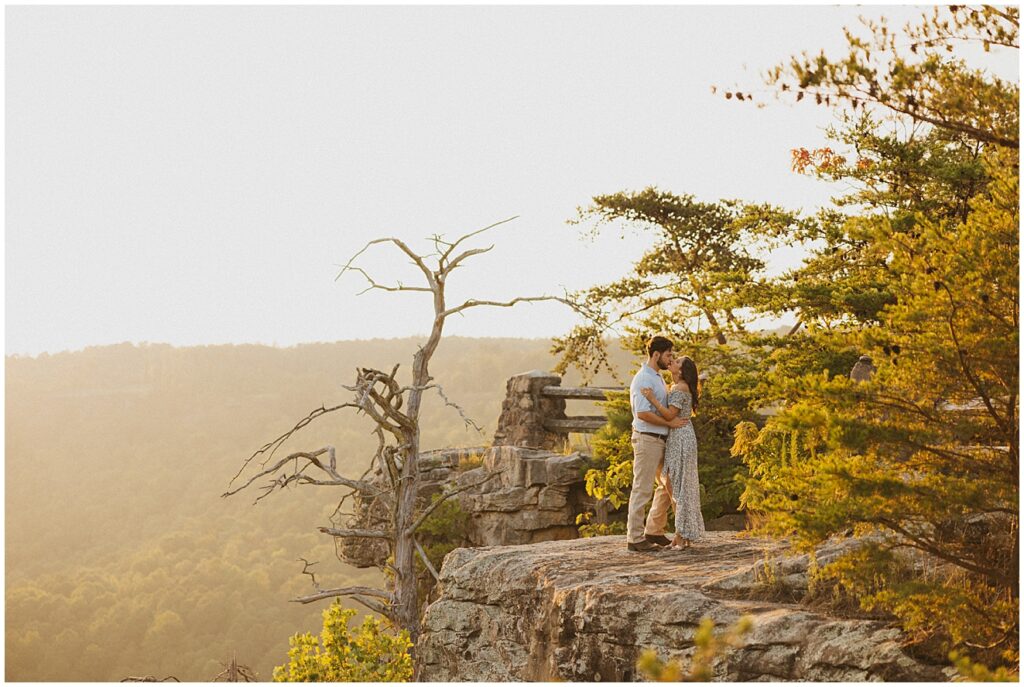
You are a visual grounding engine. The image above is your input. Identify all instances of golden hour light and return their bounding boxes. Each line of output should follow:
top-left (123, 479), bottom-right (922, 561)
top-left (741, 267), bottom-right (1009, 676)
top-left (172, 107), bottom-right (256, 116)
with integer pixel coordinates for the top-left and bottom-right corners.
top-left (6, 3), bottom-right (1019, 683)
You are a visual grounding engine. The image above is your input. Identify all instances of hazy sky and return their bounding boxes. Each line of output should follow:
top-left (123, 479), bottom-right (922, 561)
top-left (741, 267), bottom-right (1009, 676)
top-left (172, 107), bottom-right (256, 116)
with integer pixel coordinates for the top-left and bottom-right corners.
top-left (7, 5), bottom-right (1013, 356)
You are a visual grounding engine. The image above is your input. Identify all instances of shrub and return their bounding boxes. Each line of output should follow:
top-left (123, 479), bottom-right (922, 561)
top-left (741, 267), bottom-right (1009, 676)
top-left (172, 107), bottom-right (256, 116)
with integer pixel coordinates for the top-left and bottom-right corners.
top-left (272, 601), bottom-right (412, 682)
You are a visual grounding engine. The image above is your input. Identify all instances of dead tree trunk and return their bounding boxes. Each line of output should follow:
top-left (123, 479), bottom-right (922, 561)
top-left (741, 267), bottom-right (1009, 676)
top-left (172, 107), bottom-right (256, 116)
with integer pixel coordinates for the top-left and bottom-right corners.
top-left (224, 217), bottom-right (584, 647)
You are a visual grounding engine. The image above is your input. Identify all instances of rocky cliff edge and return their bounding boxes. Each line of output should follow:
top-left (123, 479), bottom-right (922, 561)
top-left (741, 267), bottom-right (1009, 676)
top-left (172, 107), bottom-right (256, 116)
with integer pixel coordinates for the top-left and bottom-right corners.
top-left (416, 533), bottom-right (954, 682)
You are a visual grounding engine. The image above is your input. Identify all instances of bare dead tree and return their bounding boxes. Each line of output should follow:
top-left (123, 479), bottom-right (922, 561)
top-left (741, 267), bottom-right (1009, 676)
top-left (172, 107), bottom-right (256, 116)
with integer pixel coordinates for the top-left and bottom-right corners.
top-left (223, 217), bottom-right (584, 643)
top-left (120, 677), bottom-right (180, 683)
top-left (210, 654), bottom-right (258, 682)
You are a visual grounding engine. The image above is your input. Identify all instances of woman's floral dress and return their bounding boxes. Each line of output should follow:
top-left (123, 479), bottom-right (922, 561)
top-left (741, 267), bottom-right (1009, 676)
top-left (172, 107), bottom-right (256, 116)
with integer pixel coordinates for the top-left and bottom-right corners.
top-left (664, 387), bottom-right (705, 540)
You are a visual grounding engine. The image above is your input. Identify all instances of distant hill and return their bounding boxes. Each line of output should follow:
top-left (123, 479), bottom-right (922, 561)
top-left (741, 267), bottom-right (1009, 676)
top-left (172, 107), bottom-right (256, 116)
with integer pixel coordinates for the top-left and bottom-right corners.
top-left (5, 337), bottom-right (636, 681)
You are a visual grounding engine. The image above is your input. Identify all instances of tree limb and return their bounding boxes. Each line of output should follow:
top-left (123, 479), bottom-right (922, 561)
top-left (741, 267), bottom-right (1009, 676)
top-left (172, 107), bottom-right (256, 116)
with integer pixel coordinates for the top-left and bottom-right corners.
top-left (350, 595), bottom-right (394, 618)
top-left (289, 587), bottom-right (396, 619)
top-left (337, 237), bottom-right (436, 288)
top-left (941, 284), bottom-right (1010, 435)
top-left (346, 265), bottom-right (433, 296)
top-left (291, 586), bottom-right (393, 604)
top-left (414, 538), bottom-right (441, 583)
top-left (298, 557), bottom-right (319, 590)
top-left (407, 383), bottom-right (484, 433)
top-left (231, 404), bottom-right (357, 484)
top-left (120, 677), bottom-right (180, 683)
top-left (440, 295), bottom-right (578, 319)
top-left (222, 447), bottom-right (374, 503)
top-left (880, 518), bottom-right (1014, 588)
top-left (445, 245), bottom-right (495, 274)
top-left (318, 527), bottom-right (393, 539)
top-left (439, 216), bottom-right (518, 266)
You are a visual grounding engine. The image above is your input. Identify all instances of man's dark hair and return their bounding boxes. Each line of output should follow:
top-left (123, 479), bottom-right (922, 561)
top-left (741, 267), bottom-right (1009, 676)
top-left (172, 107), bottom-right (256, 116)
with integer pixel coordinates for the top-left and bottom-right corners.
top-left (647, 335), bottom-right (673, 356)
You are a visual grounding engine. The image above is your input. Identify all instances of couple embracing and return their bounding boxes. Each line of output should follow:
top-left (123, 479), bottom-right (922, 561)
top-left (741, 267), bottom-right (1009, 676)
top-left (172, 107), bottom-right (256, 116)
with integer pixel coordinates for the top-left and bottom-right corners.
top-left (626, 335), bottom-right (706, 553)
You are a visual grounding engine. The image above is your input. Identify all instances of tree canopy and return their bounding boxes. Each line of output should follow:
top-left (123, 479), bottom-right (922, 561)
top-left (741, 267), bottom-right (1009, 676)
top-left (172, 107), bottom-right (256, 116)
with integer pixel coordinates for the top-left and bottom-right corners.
top-left (560, 5), bottom-right (1018, 671)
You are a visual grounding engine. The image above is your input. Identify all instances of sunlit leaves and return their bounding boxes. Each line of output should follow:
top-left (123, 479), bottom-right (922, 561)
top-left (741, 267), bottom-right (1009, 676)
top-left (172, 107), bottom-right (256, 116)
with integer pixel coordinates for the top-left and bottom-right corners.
top-left (729, 7), bottom-right (1020, 673)
top-left (762, 8), bottom-right (1019, 148)
top-left (272, 601), bottom-right (413, 682)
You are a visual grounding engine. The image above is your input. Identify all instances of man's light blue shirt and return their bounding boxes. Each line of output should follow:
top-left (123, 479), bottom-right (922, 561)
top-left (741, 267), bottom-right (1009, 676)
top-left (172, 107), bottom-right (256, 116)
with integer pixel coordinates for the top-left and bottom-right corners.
top-left (630, 362), bottom-right (668, 435)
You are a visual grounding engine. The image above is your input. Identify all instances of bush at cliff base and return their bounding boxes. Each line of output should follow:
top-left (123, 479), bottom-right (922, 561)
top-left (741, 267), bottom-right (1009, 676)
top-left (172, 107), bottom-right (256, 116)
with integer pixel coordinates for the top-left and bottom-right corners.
top-left (273, 600), bottom-right (412, 682)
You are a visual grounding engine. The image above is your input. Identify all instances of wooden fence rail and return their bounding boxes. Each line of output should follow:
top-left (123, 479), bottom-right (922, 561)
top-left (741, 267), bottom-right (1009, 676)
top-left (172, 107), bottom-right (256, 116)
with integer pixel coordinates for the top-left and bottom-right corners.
top-left (539, 386), bottom-right (625, 400)
top-left (540, 386), bottom-right (626, 434)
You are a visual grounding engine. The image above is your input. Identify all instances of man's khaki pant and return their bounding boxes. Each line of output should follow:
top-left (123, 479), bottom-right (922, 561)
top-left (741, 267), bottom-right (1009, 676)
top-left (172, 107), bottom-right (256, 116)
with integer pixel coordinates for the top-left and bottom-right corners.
top-left (627, 431), bottom-right (673, 544)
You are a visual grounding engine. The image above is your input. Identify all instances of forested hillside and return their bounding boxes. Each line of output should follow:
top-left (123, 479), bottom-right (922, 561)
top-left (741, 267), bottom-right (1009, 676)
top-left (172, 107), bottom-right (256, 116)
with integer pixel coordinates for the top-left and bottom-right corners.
top-left (5, 337), bottom-right (632, 680)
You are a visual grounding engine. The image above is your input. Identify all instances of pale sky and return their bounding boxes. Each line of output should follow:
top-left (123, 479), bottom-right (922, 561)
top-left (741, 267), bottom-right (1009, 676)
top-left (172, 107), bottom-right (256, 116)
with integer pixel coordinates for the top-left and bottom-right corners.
top-left (7, 5), bottom-right (1015, 356)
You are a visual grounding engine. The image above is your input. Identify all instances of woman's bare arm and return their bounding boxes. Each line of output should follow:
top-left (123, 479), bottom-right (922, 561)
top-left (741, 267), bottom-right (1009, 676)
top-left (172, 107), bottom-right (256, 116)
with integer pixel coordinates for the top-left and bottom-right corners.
top-left (637, 410), bottom-right (687, 428)
top-left (640, 387), bottom-right (681, 421)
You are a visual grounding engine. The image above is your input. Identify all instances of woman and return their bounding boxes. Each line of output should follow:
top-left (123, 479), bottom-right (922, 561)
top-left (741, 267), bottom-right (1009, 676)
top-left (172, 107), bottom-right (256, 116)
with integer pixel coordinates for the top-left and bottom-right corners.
top-left (641, 355), bottom-right (705, 549)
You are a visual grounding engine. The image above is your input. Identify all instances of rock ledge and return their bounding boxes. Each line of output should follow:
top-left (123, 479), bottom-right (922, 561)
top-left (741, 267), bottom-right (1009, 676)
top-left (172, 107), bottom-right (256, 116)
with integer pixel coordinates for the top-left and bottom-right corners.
top-left (417, 533), bottom-right (953, 682)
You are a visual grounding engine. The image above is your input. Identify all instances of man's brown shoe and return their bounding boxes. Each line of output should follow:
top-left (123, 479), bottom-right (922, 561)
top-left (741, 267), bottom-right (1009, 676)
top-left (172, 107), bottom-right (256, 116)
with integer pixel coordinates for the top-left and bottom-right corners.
top-left (627, 539), bottom-right (663, 552)
top-left (645, 534), bottom-right (672, 546)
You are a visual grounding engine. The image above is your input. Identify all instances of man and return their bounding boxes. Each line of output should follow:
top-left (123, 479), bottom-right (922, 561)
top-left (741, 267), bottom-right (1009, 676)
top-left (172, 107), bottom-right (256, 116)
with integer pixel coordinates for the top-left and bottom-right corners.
top-left (626, 335), bottom-right (689, 552)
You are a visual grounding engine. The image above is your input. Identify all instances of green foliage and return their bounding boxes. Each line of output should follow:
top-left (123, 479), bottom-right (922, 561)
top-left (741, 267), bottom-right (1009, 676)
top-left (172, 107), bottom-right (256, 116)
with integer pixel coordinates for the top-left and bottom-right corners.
top-left (636, 615), bottom-right (753, 681)
top-left (416, 495), bottom-right (470, 573)
top-left (558, 6), bottom-right (1019, 673)
top-left (554, 189), bottom-right (807, 523)
top-left (575, 519), bottom-right (627, 538)
top-left (949, 651), bottom-right (1019, 682)
top-left (818, 543), bottom-right (1017, 659)
top-left (734, 7), bottom-right (1019, 672)
top-left (572, 391), bottom-right (639, 537)
top-left (583, 391), bottom-right (635, 510)
top-left (685, 348), bottom-right (761, 519)
top-left (765, 6), bottom-right (1018, 149)
top-left (555, 189), bottom-right (810, 381)
top-left (454, 452), bottom-right (484, 473)
top-left (272, 601), bottom-right (412, 682)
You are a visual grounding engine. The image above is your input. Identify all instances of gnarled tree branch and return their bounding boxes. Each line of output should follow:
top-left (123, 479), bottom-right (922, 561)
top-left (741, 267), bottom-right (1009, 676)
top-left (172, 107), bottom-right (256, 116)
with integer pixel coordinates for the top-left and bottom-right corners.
top-left (414, 538), bottom-right (441, 583)
top-left (230, 403), bottom-right (357, 484)
top-left (318, 527), bottom-right (392, 539)
top-left (440, 294), bottom-right (578, 319)
top-left (222, 447), bottom-right (373, 504)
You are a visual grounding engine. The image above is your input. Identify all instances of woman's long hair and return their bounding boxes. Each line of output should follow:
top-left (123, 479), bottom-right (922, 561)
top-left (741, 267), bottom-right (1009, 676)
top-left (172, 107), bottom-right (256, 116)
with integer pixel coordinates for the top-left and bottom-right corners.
top-left (680, 356), bottom-right (699, 409)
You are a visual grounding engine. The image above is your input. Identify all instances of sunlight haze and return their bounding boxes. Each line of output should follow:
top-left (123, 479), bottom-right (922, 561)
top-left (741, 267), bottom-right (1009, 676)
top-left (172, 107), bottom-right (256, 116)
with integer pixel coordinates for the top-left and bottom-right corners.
top-left (6, 5), bottom-right (1012, 355)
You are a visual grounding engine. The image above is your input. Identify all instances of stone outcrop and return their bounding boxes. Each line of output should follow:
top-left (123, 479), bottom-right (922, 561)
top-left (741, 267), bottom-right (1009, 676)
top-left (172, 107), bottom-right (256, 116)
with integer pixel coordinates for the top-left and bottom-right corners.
top-left (462, 445), bottom-right (590, 546)
top-left (339, 445), bottom-right (592, 568)
top-left (492, 370), bottom-right (568, 450)
top-left (416, 534), bottom-right (954, 682)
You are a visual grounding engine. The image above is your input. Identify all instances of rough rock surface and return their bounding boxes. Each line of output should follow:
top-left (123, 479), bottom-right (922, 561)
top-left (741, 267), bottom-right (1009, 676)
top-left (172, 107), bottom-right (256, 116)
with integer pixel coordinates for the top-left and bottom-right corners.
top-left (461, 445), bottom-right (590, 546)
top-left (492, 370), bottom-right (569, 450)
top-left (339, 445), bottom-right (591, 568)
top-left (416, 534), bottom-right (954, 682)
